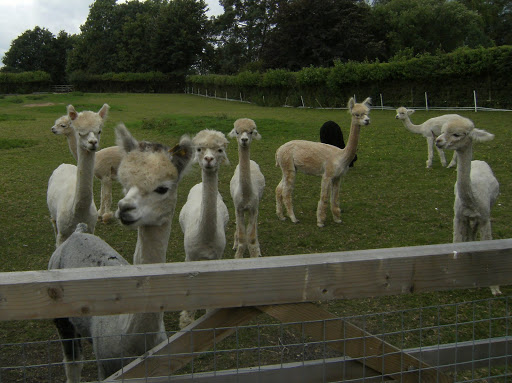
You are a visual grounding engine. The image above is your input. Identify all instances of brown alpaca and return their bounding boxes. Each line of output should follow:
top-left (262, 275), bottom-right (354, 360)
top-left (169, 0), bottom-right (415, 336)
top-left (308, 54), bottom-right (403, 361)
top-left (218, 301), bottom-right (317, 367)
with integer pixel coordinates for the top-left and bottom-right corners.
top-left (275, 97), bottom-right (371, 227)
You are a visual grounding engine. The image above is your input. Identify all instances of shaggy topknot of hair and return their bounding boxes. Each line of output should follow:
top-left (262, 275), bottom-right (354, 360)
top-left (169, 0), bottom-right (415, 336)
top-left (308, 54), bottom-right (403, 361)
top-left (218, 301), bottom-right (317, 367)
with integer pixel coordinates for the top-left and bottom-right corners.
top-left (192, 129), bottom-right (229, 148)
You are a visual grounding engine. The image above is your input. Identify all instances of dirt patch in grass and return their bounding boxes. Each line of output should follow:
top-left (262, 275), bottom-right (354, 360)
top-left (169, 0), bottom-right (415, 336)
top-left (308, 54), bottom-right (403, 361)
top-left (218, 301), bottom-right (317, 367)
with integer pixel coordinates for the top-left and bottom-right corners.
top-left (23, 102), bottom-right (56, 107)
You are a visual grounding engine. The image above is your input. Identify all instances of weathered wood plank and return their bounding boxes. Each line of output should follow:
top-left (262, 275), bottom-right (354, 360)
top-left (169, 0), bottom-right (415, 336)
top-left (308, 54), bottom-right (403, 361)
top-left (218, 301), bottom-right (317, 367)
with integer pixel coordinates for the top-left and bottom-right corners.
top-left (259, 303), bottom-right (453, 383)
top-left (105, 307), bottom-right (262, 381)
top-left (1, 239), bottom-right (511, 321)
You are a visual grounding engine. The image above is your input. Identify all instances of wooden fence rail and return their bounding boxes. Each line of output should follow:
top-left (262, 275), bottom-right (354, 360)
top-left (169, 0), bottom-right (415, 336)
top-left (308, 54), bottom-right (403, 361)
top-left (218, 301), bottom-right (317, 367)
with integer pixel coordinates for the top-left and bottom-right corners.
top-left (1, 239), bottom-right (511, 322)
top-left (1, 239), bottom-right (511, 382)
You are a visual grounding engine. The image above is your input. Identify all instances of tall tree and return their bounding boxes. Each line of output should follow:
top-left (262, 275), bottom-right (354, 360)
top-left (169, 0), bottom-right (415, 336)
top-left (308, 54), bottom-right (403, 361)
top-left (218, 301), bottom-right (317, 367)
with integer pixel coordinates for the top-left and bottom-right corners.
top-left (211, 0), bottom-right (280, 74)
top-left (370, 0), bottom-right (491, 59)
top-left (2, 27), bottom-right (73, 83)
top-left (261, 0), bottom-right (383, 70)
top-left (151, 0), bottom-right (208, 73)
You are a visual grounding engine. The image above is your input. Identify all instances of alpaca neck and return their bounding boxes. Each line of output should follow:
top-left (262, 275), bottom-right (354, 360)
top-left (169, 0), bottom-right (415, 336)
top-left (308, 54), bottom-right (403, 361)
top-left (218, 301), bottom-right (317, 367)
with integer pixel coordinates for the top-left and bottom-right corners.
top-left (455, 144), bottom-right (476, 207)
top-left (199, 170), bottom-right (219, 242)
top-left (342, 119), bottom-right (362, 164)
top-left (402, 116), bottom-right (424, 135)
top-left (66, 131), bottom-right (78, 161)
top-left (238, 145), bottom-right (253, 199)
top-left (73, 146), bottom-right (95, 218)
top-left (133, 221), bottom-right (172, 265)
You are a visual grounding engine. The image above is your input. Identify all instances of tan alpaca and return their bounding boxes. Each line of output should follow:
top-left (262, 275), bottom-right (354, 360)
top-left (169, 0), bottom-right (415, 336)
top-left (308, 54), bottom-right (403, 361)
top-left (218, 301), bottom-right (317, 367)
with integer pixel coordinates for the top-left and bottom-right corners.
top-left (229, 118), bottom-right (265, 258)
top-left (435, 120), bottom-right (500, 295)
top-left (276, 97), bottom-right (371, 227)
top-left (48, 124), bottom-right (193, 381)
top-left (47, 104), bottom-right (109, 247)
top-left (51, 114), bottom-right (122, 222)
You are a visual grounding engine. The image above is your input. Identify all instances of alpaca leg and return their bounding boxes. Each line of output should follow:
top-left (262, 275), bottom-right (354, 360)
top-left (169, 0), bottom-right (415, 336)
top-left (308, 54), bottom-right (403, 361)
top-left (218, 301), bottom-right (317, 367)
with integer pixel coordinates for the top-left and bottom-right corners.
top-left (281, 172), bottom-right (298, 223)
top-left (54, 318), bottom-right (83, 383)
top-left (316, 176), bottom-right (331, 227)
top-left (447, 152), bottom-right (458, 168)
top-left (247, 209), bottom-right (261, 258)
top-left (436, 146), bottom-right (447, 167)
top-left (330, 176), bottom-right (342, 224)
top-left (232, 214), bottom-right (239, 250)
top-left (234, 208), bottom-right (247, 259)
top-left (426, 137), bottom-right (434, 168)
top-left (275, 180), bottom-right (286, 221)
top-left (453, 216), bottom-right (471, 242)
top-left (99, 176), bottom-right (114, 222)
top-left (179, 310), bottom-right (197, 329)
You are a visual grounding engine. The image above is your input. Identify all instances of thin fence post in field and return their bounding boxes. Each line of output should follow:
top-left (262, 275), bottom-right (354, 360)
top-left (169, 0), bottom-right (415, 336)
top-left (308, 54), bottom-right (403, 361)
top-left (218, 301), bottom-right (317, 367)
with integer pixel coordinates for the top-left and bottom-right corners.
top-left (474, 90), bottom-right (478, 112)
top-left (301, 96), bottom-right (305, 108)
top-left (380, 93), bottom-right (384, 110)
top-left (225, 92), bottom-right (228, 100)
top-left (425, 92), bottom-right (429, 112)
top-left (240, 93), bottom-right (243, 102)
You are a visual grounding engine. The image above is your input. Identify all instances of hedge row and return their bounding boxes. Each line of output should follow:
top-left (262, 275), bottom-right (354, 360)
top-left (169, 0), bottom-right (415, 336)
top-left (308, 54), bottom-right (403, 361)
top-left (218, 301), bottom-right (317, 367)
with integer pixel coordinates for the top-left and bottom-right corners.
top-left (0, 71), bottom-right (52, 94)
top-left (186, 46), bottom-right (512, 108)
top-left (68, 71), bottom-right (186, 93)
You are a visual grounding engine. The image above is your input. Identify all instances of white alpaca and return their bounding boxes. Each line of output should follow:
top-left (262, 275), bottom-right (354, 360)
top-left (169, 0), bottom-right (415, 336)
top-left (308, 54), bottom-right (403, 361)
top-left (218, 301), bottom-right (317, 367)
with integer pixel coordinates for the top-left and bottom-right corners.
top-left (48, 124), bottom-right (193, 382)
top-left (395, 107), bottom-right (466, 168)
top-left (276, 97), bottom-right (371, 227)
top-left (229, 118), bottom-right (265, 258)
top-left (47, 104), bottom-right (109, 247)
top-left (179, 129), bottom-right (230, 328)
top-left (51, 114), bottom-right (122, 222)
top-left (435, 120), bottom-right (500, 295)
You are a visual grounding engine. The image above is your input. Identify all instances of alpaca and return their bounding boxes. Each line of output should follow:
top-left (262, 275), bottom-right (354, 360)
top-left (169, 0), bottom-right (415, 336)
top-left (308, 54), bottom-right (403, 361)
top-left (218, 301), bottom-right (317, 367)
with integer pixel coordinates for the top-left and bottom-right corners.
top-left (179, 129), bottom-right (230, 328)
top-left (47, 104), bottom-right (109, 247)
top-left (395, 107), bottom-right (465, 168)
top-left (51, 114), bottom-right (122, 222)
top-left (48, 124), bottom-right (193, 382)
top-left (435, 120), bottom-right (500, 295)
top-left (276, 97), bottom-right (371, 227)
top-left (229, 118), bottom-right (265, 258)
top-left (320, 120), bottom-right (357, 167)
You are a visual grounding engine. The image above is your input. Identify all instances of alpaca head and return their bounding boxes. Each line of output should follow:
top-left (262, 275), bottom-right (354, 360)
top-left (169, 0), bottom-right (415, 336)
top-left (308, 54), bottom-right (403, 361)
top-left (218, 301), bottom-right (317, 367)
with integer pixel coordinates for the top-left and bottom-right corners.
top-left (115, 123), bottom-right (193, 228)
top-left (395, 107), bottom-right (414, 121)
top-left (229, 118), bottom-right (261, 148)
top-left (347, 97), bottom-right (371, 126)
top-left (67, 103), bottom-right (109, 152)
top-left (192, 129), bottom-right (229, 172)
top-left (435, 119), bottom-right (492, 151)
top-left (51, 115), bottom-right (72, 136)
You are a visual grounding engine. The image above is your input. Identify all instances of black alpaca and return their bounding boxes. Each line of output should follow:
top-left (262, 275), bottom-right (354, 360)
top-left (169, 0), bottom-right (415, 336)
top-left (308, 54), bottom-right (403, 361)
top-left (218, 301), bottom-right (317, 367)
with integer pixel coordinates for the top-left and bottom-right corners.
top-left (319, 120), bottom-right (357, 167)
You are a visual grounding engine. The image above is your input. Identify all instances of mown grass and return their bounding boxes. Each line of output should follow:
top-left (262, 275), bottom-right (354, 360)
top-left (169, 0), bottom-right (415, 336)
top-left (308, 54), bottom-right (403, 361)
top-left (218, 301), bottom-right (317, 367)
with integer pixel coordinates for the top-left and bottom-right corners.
top-left (0, 93), bottom-right (511, 381)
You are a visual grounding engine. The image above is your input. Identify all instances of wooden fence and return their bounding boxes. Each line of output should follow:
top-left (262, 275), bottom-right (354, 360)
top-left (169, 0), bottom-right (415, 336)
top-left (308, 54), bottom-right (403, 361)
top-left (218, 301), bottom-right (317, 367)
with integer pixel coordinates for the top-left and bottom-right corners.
top-left (1, 239), bottom-right (511, 382)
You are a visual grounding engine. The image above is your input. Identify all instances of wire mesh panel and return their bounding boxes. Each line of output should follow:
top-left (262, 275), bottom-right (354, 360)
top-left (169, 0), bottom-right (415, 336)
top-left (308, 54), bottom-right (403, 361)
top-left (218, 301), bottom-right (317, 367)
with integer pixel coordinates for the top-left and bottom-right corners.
top-left (1, 295), bottom-right (511, 382)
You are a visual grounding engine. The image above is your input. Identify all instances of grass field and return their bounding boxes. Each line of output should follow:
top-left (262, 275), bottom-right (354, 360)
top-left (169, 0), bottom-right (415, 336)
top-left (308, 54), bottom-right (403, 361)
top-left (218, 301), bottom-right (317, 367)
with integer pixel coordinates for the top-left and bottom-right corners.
top-left (0, 92), bottom-right (511, 381)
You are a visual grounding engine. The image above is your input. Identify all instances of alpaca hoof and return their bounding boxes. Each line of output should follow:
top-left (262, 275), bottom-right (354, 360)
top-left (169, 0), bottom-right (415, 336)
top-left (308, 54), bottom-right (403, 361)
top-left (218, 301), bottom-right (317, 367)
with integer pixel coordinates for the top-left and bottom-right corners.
top-left (317, 222), bottom-right (325, 228)
top-left (490, 286), bottom-right (502, 296)
top-left (333, 218), bottom-right (342, 224)
top-left (100, 212), bottom-right (114, 223)
top-left (276, 213), bottom-right (286, 221)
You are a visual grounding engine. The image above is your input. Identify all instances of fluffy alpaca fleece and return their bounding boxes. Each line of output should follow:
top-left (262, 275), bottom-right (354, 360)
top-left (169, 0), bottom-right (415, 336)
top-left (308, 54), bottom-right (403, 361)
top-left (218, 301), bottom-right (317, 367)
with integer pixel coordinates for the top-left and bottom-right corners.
top-left (320, 120), bottom-right (357, 167)
top-left (229, 118), bottom-right (265, 258)
top-left (51, 114), bottom-right (122, 222)
top-left (48, 124), bottom-right (193, 382)
top-left (276, 97), bottom-right (371, 227)
top-left (179, 129), bottom-right (230, 328)
top-left (47, 104), bottom-right (109, 247)
top-left (395, 107), bottom-right (467, 168)
top-left (435, 119), bottom-right (500, 295)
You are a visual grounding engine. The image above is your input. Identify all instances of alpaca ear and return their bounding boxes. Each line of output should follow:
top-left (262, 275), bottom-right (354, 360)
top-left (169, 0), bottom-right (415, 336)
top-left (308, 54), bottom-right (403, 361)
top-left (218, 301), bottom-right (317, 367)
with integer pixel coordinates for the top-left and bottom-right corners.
top-left (67, 105), bottom-right (78, 121)
top-left (253, 129), bottom-right (262, 140)
top-left (169, 135), bottom-right (193, 177)
top-left (222, 144), bottom-right (230, 166)
top-left (115, 123), bottom-right (138, 153)
top-left (408, 109), bottom-right (415, 115)
top-left (470, 128), bottom-right (494, 143)
top-left (98, 104), bottom-right (110, 120)
top-left (362, 97), bottom-right (372, 107)
top-left (228, 128), bottom-right (237, 138)
top-left (347, 97), bottom-right (355, 111)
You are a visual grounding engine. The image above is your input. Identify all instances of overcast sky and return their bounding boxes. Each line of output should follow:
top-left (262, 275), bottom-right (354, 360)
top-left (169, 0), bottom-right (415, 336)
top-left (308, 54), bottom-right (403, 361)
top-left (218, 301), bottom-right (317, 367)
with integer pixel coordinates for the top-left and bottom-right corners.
top-left (0, 0), bottom-right (223, 66)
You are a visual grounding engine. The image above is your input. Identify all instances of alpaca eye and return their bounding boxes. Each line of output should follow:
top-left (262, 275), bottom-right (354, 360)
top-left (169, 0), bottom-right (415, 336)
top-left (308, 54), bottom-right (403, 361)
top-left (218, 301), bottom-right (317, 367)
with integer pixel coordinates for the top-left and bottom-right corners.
top-left (197, 148), bottom-right (202, 152)
top-left (154, 186), bottom-right (169, 194)
top-left (218, 148), bottom-right (223, 153)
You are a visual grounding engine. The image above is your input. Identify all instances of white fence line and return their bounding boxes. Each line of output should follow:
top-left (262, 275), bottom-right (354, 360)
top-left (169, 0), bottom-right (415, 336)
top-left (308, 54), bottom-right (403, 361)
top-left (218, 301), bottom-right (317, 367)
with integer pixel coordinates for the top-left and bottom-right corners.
top-left (185, 87), bottom-right (512, 112)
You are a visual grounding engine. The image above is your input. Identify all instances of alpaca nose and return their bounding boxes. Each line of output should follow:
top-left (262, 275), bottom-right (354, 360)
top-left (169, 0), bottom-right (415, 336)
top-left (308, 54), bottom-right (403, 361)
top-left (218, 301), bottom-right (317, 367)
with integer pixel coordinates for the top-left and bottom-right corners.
top-left (118, 199), bottom-right (135, 213)
top-left (204, 155), bottom-right (214, 163)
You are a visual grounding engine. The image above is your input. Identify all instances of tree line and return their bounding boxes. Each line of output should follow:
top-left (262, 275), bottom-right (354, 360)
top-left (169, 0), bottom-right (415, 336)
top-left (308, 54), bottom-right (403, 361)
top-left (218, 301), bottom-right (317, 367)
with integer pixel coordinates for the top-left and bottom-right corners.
top-left (1, 0), bottom-right (511, 83)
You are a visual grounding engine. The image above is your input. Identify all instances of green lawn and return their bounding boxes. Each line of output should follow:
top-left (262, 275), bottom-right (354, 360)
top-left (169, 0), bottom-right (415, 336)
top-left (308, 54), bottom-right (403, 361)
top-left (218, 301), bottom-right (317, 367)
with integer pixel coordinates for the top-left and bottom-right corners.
top-left (0, 92), bottom-right (510, 381)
